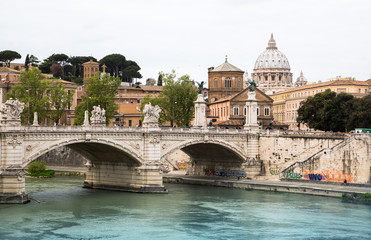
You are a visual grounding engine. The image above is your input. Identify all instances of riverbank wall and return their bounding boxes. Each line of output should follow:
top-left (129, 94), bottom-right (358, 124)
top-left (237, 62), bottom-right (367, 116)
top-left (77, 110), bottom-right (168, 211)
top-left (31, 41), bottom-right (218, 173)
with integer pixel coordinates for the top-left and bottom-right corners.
top-left (164, 174), bottom-right (371, 198)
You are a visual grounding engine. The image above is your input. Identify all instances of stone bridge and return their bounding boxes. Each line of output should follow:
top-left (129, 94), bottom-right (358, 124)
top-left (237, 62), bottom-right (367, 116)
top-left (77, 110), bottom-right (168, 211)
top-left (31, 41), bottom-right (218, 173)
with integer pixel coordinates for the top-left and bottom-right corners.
top-left (0, 125), bottom-right (260, 203)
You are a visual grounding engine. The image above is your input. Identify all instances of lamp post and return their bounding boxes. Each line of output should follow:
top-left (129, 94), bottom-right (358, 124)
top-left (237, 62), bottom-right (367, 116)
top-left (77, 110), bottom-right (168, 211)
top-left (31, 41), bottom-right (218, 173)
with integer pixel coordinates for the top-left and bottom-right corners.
top-left (26, 88), bottom-right (30, 125)
top-left (172, 101), bottom-right (177, 127)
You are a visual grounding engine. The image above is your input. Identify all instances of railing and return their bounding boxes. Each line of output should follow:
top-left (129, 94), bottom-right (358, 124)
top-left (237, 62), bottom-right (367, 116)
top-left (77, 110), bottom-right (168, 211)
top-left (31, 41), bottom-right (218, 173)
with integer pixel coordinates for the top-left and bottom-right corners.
top-left (3, 125), bottom-right (248, 135)
top-left (281, 134), bottom-right (356, 174)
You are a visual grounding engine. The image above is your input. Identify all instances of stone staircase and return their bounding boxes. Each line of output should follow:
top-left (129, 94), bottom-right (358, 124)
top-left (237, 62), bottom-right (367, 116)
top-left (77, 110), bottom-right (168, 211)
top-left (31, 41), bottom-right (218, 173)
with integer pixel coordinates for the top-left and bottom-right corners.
top-left (281, 135), bottom-right (355, 174)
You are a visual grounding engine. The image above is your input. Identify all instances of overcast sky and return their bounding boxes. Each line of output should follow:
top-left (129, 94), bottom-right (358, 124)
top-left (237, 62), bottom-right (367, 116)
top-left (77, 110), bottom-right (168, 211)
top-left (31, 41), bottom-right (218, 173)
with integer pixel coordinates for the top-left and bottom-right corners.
top-left (2, 0), bottom-right (370, 85)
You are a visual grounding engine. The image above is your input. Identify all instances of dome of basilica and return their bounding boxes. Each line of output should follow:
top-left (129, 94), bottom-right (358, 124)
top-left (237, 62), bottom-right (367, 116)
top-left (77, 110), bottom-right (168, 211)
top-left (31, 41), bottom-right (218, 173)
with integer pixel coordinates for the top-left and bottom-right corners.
top-left (254, 34), bottom-right (290, 70)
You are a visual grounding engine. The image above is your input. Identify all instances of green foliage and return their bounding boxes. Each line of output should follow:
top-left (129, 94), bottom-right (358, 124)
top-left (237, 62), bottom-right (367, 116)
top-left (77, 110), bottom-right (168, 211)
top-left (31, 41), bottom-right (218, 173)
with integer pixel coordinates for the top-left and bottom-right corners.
top-left (360, 193), bottom-right (371, 199)
top-left (74, 73), bottom-right (121, 125)
top-left (0, 50), bottom-right (21, 67)
top-left (48, 80), bottom-right (74, 125)
top-left (157, 72), bottom-right (163, 86)
top-left (28, 161), bottom-right (46, 174)
top-left (7, 68), bottom-right (50, 124)
top-left (99, 54), bottom-right (142, 83)
top-left (140, 70), bottom-right (198, 127)
top-left (7, 68), bottom-right (74, 125)
top-left (297, 89), bottom-right (355, 132)
top-left (347, 95), bottom-right (371, 130)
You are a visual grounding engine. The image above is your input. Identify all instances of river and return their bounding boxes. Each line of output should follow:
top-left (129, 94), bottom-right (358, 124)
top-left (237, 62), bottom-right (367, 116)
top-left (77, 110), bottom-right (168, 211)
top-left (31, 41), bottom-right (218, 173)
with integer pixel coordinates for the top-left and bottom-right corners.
top-left (0, 176), bottom-right (370, 240)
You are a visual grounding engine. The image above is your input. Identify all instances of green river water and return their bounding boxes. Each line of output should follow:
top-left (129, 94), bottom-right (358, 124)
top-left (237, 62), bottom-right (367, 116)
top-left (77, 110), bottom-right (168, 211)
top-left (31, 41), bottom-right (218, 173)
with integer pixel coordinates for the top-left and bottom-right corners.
top-left (0, 176), bottom-right (370, 240)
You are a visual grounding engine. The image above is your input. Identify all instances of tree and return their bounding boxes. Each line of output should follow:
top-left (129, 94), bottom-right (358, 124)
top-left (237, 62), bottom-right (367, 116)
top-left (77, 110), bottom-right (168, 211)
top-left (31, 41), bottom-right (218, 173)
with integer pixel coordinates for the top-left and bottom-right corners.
top-left (74, 73), bottom-right (121, 125)
top-left (122, 60), bottom-right (142, 83)
top-left (297, 89), bottom-right (355, 132)
top-left (39, 53), bottom-right (69, 74)
top-left (99, 54), bottom-right (142, 83)
top-left (99, 54), bottom-right (126, 79)
top-left (140, 70), bottom-right (198, 127)
top-left (157, 72), bottom-right (163, 86)
top-left (50, 63), bottom-right (63, 78)
top-left (0, 50), bottom-right (21, 67)
top-left (7, 68), bottom-right (49, 124)
top-left (347, 95), bottom-right (371, 130)
top-left (48, 81), bottom-right (74, 125)
top-left (25, 54), bottom-right (30, 70)
top-left (25, 54), bottom-right (40, 70)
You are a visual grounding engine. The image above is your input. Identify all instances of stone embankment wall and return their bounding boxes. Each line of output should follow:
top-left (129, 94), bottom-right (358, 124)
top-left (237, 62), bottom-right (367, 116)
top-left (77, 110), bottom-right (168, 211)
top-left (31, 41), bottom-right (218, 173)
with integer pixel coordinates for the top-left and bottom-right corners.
top-left (262, 133), bottom-right (371, 184)
top-left (36, 146), bottom-right (87, 167)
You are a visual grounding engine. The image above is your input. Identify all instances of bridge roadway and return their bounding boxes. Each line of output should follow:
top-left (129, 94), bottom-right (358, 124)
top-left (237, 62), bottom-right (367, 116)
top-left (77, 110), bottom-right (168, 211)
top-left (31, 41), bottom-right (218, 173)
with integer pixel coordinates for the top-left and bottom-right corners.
top-left (0, 125), bottom-right (260, 203)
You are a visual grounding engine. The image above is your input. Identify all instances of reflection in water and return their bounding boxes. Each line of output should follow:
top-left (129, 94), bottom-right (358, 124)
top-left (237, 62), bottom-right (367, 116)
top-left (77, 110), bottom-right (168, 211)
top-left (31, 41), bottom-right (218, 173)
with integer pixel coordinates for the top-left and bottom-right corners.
top-left (0, 176), bottom-right (370, 240)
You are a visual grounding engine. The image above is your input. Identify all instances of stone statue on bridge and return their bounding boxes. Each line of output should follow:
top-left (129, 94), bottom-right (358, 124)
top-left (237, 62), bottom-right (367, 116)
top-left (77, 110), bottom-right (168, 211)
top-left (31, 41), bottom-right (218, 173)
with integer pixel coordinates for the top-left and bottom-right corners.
top-left (0, 98), bottom-right (25, 125)
top-left (90, 105), bottom-right (106, 126)
top-left (142, 103), bottom-right (161, 128)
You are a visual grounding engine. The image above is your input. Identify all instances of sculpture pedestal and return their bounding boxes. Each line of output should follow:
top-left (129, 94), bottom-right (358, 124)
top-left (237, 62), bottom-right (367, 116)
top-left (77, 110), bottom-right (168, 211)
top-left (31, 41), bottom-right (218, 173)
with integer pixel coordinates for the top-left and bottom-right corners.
top-left (244, 92), bottom-right (259, 133)
top-left (193, 94), bottom-right (207, 129)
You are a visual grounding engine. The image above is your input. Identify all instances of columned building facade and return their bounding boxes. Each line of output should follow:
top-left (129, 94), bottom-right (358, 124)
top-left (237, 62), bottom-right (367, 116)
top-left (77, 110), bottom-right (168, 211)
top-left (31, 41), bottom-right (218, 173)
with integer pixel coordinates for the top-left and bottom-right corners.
top-left (252, 34), bottom-right (293, 95)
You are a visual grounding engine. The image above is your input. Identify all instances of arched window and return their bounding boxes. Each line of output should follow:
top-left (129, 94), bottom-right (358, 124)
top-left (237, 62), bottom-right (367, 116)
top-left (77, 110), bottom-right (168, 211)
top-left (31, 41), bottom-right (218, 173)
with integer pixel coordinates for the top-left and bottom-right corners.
top-left (237, 79), bottom-right (241, 88)
top-left (225, 78), bottom-right (231, 88)
top-left (244, 106), bottom-right (247, 116)
top-left (214, 78), bottom-right (218, 88)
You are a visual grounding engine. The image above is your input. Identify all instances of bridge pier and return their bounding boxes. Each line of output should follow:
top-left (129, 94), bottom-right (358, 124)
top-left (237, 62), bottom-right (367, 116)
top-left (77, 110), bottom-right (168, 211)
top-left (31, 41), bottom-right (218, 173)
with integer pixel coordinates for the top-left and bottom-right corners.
top-left (83, 160), bottom-right (167, 193)
top-left (0, 169), bottom-right (29, 204)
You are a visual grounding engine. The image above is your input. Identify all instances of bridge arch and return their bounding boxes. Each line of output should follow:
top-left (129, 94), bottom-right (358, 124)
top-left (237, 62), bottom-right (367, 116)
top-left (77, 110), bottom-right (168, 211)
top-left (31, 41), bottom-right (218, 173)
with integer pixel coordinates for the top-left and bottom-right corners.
top-left (22, 139), bottom-right (143, 169)
top-left (161, 139), bottom-right (246, 173)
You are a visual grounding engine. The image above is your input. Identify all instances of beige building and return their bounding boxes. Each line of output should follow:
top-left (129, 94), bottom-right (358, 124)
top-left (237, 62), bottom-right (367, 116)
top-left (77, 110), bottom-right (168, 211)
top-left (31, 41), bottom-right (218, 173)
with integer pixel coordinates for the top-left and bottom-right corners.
top-left (208, 87), bottom-right (274, 129)
top-left (252, 34), bottom-right (293, 95)
top-left (113, 85), bottom-right (163, 127)
top-left (270, 78), bottom-right (371, 130)
top-left (207, 58), bottom-right (244, 103)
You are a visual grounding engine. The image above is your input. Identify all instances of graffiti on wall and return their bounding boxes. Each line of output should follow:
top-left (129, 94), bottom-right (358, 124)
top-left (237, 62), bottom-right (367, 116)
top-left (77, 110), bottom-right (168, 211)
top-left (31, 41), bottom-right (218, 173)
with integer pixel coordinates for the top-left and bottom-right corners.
top-left (204, 169), bottom-right (247, 178)
top-left (285, 173), bottom-right (302, 180)
top-left (269, 167), bottom-right (282, 175)
top-left (303, 169), bottom-right (357, 183)
top-left (176, 162), bottom-right (188, 170)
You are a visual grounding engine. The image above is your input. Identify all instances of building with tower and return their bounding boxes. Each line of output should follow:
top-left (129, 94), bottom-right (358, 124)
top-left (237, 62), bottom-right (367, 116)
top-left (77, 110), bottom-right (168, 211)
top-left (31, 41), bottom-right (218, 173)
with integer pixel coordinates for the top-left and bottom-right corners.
top-left (207, 57), bottom-right (244, 103)
top-left (83, 59), bottom-right (100, 81)
top-left (251, 34), bottom-right (293, 95)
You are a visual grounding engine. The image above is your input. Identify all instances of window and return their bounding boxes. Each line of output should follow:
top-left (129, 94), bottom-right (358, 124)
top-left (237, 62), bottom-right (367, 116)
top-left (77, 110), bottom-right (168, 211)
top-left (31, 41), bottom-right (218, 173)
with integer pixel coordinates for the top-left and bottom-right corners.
top-left (366, 89), bottom-right (368, 94)
top-left (129, 120), bottom-right (132, 127)
top-left (265, 76), bottom-right (268, 81)
top-left (225, 78), bottom-right (231, 88)
top-left (243, 106), bottom-right (247, 116)
top-left (272, 76), bottom-right (275, 81)
top-left (237, 79), bottom-right (241, 88)
top-left (257, 107), bottom-right (260, 116)
top-left (233, 107), bottom-right (239, 116)
top-left (264, 106), bottom-right (270, 116)
top-left (279, 76), bottom-right (282, 81)
top-left (214, 79), bottom-right (218, 88)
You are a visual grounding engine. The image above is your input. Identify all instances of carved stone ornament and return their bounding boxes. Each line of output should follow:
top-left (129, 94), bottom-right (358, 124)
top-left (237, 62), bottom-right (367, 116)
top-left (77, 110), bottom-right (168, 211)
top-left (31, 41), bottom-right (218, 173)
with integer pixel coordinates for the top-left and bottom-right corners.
top-left (142, 103), bottom-right (161, 127)
top-left (90, 105), bottom-right (106, 125)
top-left (7, 135), bottom-right (22, 149)
top-left (0, 98), bottom-right (25, 124)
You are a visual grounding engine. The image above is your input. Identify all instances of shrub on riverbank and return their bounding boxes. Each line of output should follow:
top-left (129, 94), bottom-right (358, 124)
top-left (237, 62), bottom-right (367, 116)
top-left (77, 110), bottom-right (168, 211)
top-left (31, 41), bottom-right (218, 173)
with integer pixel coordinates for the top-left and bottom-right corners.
top-left (342, 193), bottom-right (371, 204)
top-left (28, 161), bottom-right (55, 178)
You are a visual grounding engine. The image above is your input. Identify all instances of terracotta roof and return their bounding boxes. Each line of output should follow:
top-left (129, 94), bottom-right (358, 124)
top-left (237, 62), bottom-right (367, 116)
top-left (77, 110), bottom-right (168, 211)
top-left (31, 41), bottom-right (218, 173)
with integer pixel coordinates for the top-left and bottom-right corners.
top-left (217, 119), bottom-right (243, 126)
top-left (140, 85), bottom-right (163, 91)
top-left (212, 60), bottom-right (244, 73)
top-left (0, 67), bottom-right (20, 74)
